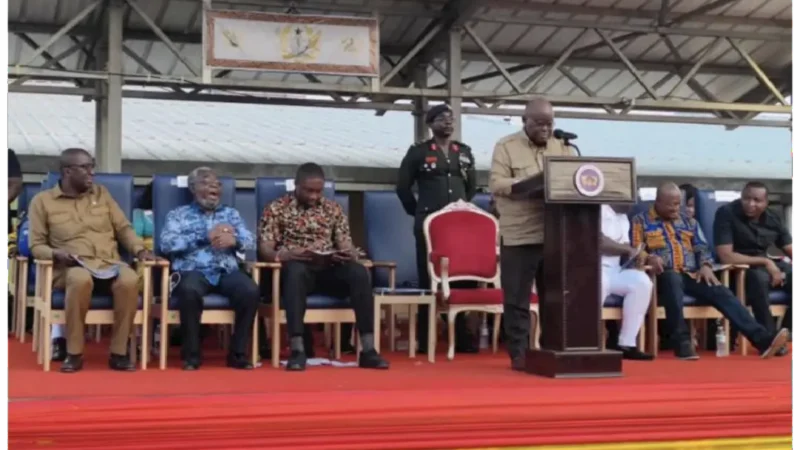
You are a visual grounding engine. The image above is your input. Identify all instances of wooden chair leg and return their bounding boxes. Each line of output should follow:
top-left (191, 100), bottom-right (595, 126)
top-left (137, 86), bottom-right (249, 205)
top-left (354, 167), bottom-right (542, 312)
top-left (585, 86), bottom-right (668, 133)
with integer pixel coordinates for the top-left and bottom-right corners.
top-left (389, 305), bottom-right (396, 352)
top-left (159, 322), bottom-right (168, 370)
top-left (723, 319), bottom-right (731, 355)
top-left (250, 314), bottom-right (259, 368)
top-left (30, 304), bottom-right (38, 351)
top-left (446, 309), bottom-right (457, 361)
top-left (739, 325), bottom-right (749, 356)
top-left (42, 317), bottom-right (52, 372)
top-left (427, 301), bottom-right (436, 363)
top-left (638, 321), bottom-right (646, 352)
top-left (270, 318), bottom-right (280, 369)
top-left (36, 314), bottom-right (44, 365)
top-left (323, 324), bottom-right (332, 350)
top-left (409, 305), bottom-right (417, 358)
top-left (600, 321), bottom-right (607, 351)
top-left (373, 300), bottom-right (382, 354)
top-left (333, 324), bottom-right (342, 360)
top-left (491, 313), bottom-right (501, 354)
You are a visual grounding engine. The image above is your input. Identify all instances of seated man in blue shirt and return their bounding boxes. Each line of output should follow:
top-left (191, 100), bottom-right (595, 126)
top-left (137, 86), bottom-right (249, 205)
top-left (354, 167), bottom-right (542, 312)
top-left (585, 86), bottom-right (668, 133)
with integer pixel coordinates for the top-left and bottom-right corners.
top-left (161, 167), bottom-right (259, 371)
top-left (631, 182), bottom-right (788, 360)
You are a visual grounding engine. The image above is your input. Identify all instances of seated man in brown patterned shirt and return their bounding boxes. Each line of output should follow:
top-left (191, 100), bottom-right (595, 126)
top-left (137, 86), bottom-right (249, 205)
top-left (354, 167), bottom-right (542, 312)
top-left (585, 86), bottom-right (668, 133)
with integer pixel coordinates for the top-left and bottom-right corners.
top-left (258, 163), bottom-right (389, 371)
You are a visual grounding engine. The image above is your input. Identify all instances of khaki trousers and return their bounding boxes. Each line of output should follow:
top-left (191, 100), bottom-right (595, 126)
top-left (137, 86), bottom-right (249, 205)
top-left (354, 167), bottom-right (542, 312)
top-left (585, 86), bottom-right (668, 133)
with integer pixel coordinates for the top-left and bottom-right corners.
top-left (53, 265), bottom-right (139, 356)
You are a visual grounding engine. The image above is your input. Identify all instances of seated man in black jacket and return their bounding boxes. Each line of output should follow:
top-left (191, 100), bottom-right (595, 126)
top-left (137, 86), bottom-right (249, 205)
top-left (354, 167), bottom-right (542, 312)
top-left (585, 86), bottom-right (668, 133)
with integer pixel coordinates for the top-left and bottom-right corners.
top-left (715, 181), bottom-right (792, 348)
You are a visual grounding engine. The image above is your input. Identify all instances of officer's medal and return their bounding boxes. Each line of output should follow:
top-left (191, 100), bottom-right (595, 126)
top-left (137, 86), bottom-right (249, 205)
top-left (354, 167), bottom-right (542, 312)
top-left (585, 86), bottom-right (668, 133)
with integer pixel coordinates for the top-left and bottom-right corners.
top-left (458, 153), bottom-right (471, 179)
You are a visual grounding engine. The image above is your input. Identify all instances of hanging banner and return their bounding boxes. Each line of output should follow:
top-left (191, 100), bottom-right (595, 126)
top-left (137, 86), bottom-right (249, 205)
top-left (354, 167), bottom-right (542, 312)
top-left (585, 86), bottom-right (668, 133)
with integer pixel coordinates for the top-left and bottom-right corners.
top-left (204, 10), bottom-right (380, 77)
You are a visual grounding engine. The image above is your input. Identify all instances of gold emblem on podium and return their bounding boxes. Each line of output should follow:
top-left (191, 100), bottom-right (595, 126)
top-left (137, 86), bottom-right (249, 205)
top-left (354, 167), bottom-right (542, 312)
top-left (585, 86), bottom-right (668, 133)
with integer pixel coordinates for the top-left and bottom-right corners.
top-left (574, 164), bottom-right (605, 197)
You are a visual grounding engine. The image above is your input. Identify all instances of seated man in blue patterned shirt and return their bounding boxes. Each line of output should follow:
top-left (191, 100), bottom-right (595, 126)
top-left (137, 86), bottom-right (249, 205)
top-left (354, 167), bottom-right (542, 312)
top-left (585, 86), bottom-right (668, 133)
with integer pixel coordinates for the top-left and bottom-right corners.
top-left (161, 167), bottom-right (259, 371)
top-left (631, 182), bottom-right (788, 361)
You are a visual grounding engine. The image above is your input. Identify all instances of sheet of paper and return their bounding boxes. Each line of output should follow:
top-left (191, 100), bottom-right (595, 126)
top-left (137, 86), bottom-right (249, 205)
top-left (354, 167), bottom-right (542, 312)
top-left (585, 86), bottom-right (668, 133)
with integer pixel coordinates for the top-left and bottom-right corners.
top-left (278, 358), bottom-right (357, 367)
top-left (176, 175), bottom-right (189, 188)
top-left (638, 187), bottom-right (657, 201)
top-left (284, 179), bottom-right (295, 191)
top-left (75, 258), bottom-right (120, 280)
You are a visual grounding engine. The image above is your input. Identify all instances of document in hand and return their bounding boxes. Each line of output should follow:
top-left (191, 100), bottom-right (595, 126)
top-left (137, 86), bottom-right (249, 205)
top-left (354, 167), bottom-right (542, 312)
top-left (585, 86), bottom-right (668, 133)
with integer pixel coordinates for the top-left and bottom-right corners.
top-left (510, 174), bottom-right (544, 199)
top-left (620, 243), bottom-right (645, 270)
top-left (302, 249), bottom-right (338, 266)
top-left (75, 257), bottom-right (121, 280)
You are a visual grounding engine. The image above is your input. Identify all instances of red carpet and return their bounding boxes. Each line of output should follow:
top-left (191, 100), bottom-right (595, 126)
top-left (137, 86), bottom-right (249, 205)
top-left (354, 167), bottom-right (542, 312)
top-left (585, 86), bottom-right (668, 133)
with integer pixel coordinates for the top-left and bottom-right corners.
top-left (8, 340), bottom-right (791, 449)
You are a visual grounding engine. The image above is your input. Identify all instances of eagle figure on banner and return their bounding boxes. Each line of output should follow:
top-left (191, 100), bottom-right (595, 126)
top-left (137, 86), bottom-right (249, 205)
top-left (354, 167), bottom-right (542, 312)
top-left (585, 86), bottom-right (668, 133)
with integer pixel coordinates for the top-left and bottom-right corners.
top-left (278, 24), bottom-right (321, 61)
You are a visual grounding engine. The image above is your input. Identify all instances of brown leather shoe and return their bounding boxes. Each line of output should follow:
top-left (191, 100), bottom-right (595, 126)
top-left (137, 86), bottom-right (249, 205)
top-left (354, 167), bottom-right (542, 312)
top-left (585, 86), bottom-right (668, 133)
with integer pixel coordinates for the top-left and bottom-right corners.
top-left (760, 328), bottom-right (789, 359)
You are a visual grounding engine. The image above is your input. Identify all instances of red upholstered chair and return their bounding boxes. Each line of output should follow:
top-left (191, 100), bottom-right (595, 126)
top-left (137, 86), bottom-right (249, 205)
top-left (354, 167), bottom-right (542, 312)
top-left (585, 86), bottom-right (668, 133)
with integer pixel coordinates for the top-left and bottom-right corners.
top-left (424, 200), bottom-right (540, 360)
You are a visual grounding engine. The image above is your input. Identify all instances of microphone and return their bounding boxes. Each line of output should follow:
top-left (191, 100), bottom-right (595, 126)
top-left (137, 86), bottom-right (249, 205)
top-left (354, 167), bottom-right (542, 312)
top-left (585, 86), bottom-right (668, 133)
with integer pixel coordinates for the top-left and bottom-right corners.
top-left (553, 129), bottom-right (581, 156)
top-left (553, 129), bottom-right (578, 140)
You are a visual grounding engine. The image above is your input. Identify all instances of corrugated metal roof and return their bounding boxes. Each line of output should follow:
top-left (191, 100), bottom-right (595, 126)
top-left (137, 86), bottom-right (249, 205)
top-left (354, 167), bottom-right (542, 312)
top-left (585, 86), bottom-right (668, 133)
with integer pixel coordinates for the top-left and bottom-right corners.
top-left (7, 0), bottom-right (792, 116)
top-left (8, 92), bottom-right (790, 179)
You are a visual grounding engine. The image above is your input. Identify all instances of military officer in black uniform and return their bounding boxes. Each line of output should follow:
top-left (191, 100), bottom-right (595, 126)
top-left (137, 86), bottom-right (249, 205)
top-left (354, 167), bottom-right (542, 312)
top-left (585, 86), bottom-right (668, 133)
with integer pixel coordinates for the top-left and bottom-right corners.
top-left (396, 104), bottom-right (478, 353)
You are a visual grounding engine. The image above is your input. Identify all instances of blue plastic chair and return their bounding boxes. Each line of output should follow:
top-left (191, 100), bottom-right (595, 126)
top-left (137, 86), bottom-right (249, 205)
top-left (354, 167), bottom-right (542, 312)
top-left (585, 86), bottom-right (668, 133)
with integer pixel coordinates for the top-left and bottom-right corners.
top-left (32, 173), bottom-right (149, 371)
top-left (363, 191), bottom-right (437, 360)
top-left (11, 181), bottom-right (43, 342)
top-left (150, 174), bottom-right (256, 369)
top-left (471, 193), bottom-right (492, 213)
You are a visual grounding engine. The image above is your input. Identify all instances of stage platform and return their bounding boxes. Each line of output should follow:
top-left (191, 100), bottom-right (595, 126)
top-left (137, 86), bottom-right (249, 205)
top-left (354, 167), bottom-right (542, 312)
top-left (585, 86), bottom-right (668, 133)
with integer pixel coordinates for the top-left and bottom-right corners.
top-left (8, 340), bottom-right (791, 450)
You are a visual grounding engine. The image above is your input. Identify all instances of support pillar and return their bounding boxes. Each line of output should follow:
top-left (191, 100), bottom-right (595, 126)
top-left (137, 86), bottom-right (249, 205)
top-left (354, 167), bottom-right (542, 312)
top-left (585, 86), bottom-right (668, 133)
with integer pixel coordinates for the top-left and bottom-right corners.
top-left (447, 27), bottom-right (462, 141)
top-left (412, 64), bottom-right (429, 142)
top-left (95, 0), bottom-right (124, 173)
top-left (94, 97), bottom-right (108, 155)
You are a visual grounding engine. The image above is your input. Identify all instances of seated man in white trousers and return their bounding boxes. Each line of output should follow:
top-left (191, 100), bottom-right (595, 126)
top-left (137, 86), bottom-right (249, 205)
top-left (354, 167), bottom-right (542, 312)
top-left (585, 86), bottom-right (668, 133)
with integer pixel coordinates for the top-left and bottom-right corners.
top-left (600, 204), bottom-right (654, 360)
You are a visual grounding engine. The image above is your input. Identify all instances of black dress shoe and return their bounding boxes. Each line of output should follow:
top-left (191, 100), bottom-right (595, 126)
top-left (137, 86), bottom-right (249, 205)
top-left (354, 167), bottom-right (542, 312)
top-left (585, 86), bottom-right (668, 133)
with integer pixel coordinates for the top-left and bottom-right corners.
top-left (227, 354), bottom-right (254, 370)
top-left (183, 360), bottom-right (200, 371)
top-left (286, 350), bottom-right (307, 371)
top-left (51, 338), bottom-right (67, 362)
top-left (456, 342), bottom-right (479, 354)
top-left (108, 353), bottom-right (136, 372)
top-left (675, 341), bottom-right (699, 360)
top-left (60, 354), bottom-right (84, 373)
top-left (618, 346), bottom-right (654, 361)
top-left (511, 356), bottom-right (526, 372)
top-left (340, 342), bottom-right (356, 355)
top-left (358, 349), bottom-right (389, 369)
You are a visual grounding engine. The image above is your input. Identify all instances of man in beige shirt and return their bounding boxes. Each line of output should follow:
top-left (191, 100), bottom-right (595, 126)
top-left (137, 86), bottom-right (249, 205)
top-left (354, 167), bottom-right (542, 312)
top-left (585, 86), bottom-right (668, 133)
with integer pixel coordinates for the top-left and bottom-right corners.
top-left (489, 97), bottom-right (576, 371)
top-left (29, 148), bottom-right (154, 373)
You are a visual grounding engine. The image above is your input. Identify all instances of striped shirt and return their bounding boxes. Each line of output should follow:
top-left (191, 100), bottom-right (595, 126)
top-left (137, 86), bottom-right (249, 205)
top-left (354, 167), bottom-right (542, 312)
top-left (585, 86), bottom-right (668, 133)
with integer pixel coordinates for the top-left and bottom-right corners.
top-left (630, 206), bottom-right (712, 274)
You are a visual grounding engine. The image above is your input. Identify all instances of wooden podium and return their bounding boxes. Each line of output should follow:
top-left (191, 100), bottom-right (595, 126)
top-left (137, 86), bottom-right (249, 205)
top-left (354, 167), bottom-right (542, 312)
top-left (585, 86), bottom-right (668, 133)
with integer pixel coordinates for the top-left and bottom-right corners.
top-left (517, 156), bottom-right (637, 379)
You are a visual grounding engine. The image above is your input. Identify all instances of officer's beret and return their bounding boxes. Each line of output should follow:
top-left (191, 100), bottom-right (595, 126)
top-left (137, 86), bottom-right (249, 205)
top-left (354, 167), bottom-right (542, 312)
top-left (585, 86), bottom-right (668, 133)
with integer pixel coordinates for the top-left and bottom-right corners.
top-left (425, 104), bottom-right (451, 124)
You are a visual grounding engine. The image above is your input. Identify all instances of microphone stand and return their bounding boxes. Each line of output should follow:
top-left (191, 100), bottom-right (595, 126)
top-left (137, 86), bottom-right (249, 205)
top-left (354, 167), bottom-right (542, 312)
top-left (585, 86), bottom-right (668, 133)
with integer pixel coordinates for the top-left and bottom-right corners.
top-left (563, 138), bottom-right (581, 156)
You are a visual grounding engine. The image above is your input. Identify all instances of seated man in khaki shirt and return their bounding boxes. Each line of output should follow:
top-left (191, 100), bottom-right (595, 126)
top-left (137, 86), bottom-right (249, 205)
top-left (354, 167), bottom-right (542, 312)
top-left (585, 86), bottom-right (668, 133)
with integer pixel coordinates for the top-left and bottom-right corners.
top-left (489, 97), bottom-right (576, 371)
top-left (28, 148), bottom-right (154, 373)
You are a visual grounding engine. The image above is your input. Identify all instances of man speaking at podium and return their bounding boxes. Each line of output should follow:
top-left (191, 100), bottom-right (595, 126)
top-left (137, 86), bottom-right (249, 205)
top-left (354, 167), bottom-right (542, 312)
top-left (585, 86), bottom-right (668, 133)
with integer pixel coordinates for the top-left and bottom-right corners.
top-left (489, 97), bottom-right (576, 371)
